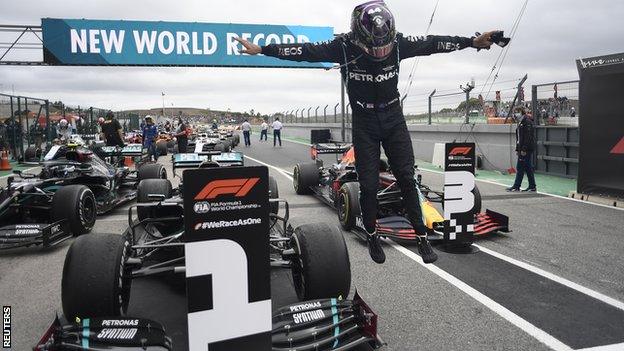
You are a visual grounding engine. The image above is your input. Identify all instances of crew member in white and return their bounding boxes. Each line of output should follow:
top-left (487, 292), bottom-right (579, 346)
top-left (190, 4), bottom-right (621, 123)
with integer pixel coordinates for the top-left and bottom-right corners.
top-left (241, 119), bottom-right (252, 147)
top-left (260, 120), bottom-right (268, 142)
top-left (271, 118), bottom-right (283, 147)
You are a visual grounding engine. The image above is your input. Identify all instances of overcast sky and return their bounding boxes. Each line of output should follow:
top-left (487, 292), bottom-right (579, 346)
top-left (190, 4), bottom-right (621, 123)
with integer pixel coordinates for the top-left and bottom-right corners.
top-left (1, 0), bottom-right (623, 115)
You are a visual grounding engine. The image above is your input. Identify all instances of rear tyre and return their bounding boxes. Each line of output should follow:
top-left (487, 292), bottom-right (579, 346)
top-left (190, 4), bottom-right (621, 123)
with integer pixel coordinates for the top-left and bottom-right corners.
top-left (156, 141), bottom-right (168, 156)
top-left (52, 185), bottom-right (96, 236)
top-left (137, 163), bottom-right (167, 180)
top-left (222, 140), bottom-right (231, 152)
top-left (473, 184), bottom-right (482, 214)
top-left (269, 176), bottom-right (279, 215)
top-left (291, 223), bottom-right (351, 300)
top-left (293, 162), bottom-right (319, 195)
top-left (24, 146), bottom-right (41, 161)
top-left (137, 179), bottom-right (173, 221)
top-left (337, 182), bottom-right (361, 231)
top-left (214, 143), bottom-right (225, 152)
top-left (62, 234), bottom-right (131, 320)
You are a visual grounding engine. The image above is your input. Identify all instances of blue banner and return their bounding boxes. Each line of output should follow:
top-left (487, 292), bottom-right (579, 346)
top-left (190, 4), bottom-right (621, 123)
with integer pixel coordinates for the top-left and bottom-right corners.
top-left (41, 18), bottom-right (333, 68)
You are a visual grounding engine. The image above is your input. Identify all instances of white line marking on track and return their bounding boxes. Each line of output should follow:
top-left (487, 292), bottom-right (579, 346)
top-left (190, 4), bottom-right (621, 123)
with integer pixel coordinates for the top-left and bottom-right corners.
top-left (387, 241), bottom-right (573, 351)
top-left (474, 244), bottom-right (624, 311)
top-left (245, 155), bottom-right (295, 180)
top-left (275, 136), bottom-right (624, 212)
top-left (0, 166), bottom-right (39, 179)
top-left (576, 342), bottom-right (624, 350)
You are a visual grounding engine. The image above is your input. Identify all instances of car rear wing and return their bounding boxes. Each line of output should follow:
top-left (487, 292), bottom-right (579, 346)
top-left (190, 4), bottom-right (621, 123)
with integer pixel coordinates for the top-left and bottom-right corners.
top-left (0, 220), bottom-right (70, 250)
top-left (171, 152), bottom-right (245, 175)
top-left (311, 142), bottom-right (352, 160)
top-left (98, 143), bottom-right (146, 158)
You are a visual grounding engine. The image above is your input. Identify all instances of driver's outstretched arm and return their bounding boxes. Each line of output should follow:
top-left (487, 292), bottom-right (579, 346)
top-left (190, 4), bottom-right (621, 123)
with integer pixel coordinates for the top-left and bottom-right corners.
top-left (234, 37), bottom-right (343, 63)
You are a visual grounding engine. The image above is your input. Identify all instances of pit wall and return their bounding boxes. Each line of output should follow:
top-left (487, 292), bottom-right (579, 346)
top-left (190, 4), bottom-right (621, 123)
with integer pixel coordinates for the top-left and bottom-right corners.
top-left (268, 123), bottom-right (520, 171)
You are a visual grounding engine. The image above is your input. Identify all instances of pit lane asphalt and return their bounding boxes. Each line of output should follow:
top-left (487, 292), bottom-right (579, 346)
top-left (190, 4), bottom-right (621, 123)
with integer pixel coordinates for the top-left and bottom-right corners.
top-left (1, 136), bottom-right (624, 350)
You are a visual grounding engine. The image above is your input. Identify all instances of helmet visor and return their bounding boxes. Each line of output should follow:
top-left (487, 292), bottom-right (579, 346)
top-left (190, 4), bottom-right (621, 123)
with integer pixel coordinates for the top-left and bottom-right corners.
top-left (356, 41), bottom-right (395, 60)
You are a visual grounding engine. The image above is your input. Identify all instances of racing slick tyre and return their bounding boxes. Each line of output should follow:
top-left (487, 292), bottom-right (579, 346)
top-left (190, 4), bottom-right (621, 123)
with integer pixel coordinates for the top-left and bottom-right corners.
top-left (337, 182), bottom-right (361, 231)
top-left (291, 223), bottom-right (351, 300)
top-left (214, 143), bottom-right (225, 152)
top-left (62, 234), bottom-right (131, 320)
top-left (137, 163), bottom-right (167, 180)
top-left (269, 175), bottom-right (279, 215)
top-left (166, 140), bottom-right (175, 149)
top-left (233, 134), bottom-right (240, 146)
top-left (293, 162), bottom-right (319, 195)
top-left (24, 146), bottom-right (41, 161)
top-left (52, 185), bottom-right (96, 236)
top-left (473, 184), bottom-right (482, 214)
top-left (137, 179), bottom-right (173, 222)
top-left (222, 140), bottom-right (232, 152)
top-left (156, 141), bottom-right (168, 156)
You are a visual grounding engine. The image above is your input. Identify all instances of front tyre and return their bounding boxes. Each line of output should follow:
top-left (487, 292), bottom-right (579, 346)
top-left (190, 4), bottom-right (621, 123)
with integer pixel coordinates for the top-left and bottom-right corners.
top-left (52, 185), bottom-right (96, 236)
top-left (62, 234), bottom-right (132, 320)
top-left (291, 223), bottom-right (351, 300)
top-left (269, 176), bottom-right (279, 215)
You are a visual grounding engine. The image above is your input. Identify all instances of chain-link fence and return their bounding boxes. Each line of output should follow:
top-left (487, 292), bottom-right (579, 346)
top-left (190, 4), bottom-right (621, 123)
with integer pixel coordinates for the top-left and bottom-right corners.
top-left (0, 92), bottom-right (116, 161)
top-left (0, 93), bottom-right (51, 161)
top-left (531, 80), bottom-right (579, 126)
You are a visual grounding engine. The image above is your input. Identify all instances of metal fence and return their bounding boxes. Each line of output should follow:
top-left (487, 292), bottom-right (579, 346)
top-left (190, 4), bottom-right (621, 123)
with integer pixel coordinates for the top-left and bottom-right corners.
top-left (273, 77), bottom-right (582, 128)
top-left (531, 80), bottom-right (579, 126)
top-left (0, 92), bottom-right (111, 161)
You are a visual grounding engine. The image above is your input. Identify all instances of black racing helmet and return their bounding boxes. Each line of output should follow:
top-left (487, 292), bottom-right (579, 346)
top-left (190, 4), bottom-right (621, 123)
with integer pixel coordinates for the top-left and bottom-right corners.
top-left (351, 1), bottom-right (397, 61)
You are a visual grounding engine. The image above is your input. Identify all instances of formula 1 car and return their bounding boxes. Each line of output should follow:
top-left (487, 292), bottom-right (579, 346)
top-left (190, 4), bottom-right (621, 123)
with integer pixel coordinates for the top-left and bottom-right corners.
top-left (187, 132), bottom-right (232, 153)
top-left (55, 161), bottom-right (380, 350)
top-left (293, 143), bottom-right (510, 242)
top-left (0, 143), bottom-right (166, 250)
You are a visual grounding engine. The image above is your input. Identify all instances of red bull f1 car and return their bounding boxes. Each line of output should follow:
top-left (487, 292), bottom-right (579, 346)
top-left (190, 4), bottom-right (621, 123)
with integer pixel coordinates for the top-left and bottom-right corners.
top-left (293, 142), bottom-right (510, 242)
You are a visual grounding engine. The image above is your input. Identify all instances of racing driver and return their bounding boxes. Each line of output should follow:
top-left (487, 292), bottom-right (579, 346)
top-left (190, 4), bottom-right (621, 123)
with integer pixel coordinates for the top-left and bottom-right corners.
top-left (236, 1), bottom-right (500, 264)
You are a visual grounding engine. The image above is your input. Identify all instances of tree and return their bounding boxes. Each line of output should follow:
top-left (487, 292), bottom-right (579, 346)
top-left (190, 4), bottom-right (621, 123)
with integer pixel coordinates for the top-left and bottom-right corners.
top-left (456, 98), bottom-right (481, 111)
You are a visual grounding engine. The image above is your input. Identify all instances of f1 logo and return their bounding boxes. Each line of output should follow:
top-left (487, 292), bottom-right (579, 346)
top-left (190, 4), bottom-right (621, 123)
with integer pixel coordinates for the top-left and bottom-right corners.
top-left (195, 178), bottom-right (259, 200)
top-left (449, 146), bottom-right (473, 156)
top-left (610, 136), bottom-right (624, 154)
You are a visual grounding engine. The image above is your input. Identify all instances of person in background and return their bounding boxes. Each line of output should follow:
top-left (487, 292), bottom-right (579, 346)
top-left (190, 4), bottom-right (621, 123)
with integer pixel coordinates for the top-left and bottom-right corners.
top-left (174, 117), bottom-right (188, 153)
top-left (271, 117), bottom-right (283, 147)
top-left (142, 115), bottom-right (159, 161)
top-left (100, 111), bottom-right (125, 147)
top-left (260, 119), bottom-right (269, 142)
top-left (570, 107), bottom-right (576, 117)
top-left (57, 118), bottom-right (72, 141)
top-left (211, 119), bottom-right (218, 130)
top-left (241, 119), bottom-right (252, 147)
top-left (507, 107), bottom-right (536, 192)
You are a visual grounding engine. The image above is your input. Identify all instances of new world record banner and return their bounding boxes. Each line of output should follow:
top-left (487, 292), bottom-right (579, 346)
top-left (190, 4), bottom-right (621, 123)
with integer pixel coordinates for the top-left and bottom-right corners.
top-left (41, 18), bottom-right (334, 68)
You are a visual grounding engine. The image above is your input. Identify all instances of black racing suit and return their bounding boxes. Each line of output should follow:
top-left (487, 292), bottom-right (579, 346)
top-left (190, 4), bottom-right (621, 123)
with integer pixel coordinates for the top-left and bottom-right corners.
top-left (262, 33), bottom-right (474, 234)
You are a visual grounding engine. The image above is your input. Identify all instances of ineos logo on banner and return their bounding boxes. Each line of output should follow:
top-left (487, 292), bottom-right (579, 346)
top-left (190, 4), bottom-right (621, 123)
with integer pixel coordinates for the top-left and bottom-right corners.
top-left (443, 143), bottom-right (476, 245)
top-left (183, 166), bottom-right (271, 351)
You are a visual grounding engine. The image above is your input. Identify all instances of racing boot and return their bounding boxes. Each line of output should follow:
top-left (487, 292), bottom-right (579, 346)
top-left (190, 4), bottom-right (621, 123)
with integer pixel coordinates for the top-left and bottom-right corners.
top-left (416, 235), bottom-right (438, 264)
top-left (366, 230), bottom-right (386, 264)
